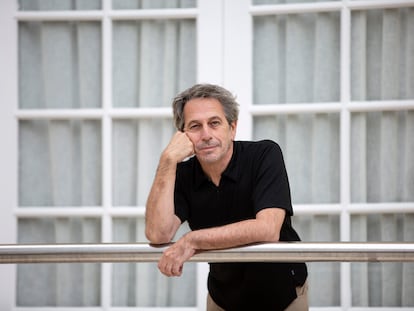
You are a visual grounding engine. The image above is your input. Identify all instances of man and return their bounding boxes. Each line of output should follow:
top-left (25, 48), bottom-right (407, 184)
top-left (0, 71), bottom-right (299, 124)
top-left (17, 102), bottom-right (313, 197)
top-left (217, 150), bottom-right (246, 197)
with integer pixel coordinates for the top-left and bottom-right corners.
top-left (145, 84), bottom-right (308, 311)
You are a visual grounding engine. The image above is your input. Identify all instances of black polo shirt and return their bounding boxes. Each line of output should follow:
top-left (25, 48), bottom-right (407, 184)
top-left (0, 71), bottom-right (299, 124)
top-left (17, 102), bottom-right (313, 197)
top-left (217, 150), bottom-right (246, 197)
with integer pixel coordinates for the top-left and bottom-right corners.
top-left (174, 140), bottom-right (307, 311)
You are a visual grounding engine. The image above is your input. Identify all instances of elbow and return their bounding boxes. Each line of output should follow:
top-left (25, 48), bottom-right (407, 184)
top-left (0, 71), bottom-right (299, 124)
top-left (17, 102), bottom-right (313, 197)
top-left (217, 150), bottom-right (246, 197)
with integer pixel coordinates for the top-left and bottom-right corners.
top-left (264, 230), bottom-right (280, 243)
top-left (262, 226), bottom-right (281, 243)
top-left (145, 227), bottom-right (173, 245)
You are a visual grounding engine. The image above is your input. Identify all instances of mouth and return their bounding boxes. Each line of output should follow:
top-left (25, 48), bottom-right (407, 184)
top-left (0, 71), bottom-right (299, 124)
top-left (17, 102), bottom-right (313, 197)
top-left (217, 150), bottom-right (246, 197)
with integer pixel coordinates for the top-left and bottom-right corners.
top-left (197, 144), bottom-right (218, 153)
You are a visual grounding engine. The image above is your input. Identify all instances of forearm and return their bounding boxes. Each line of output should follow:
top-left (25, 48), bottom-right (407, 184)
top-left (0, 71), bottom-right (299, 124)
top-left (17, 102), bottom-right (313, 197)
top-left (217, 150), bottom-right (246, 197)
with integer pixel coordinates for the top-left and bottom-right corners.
top-left (184, 221), bottom-right (269, 251)
top-left (182, 209), bottom-right (284, 251)
top-left (146, 132), bottom-right (195, 244)
top-left (145, 154), bottom-right (179, 244)
top-left (158, 218), bottom-right (270, 277)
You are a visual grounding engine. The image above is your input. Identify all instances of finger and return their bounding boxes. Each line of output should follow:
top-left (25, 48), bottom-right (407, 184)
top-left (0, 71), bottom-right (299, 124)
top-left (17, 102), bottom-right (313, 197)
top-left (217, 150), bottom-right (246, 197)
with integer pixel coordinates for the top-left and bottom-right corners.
top-left (160, 265), bottom-right (173, 277)
top-left (158, 259), bottom-right (171, 276)
top-left (171, 264), bottom-right (183, 277)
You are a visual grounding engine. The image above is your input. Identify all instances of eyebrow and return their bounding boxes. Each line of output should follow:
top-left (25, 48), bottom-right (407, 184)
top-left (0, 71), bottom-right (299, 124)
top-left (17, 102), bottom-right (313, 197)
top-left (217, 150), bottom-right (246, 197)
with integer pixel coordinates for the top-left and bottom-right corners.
top-left (186, 116), bottom-right (223, 126)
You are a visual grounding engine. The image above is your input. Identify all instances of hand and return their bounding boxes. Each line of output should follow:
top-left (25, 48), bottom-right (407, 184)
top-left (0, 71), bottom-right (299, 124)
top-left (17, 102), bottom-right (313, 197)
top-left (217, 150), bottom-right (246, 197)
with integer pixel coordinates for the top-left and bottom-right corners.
top-left (163, 131), bottom-right (194, 164)
top-left (158, 236), bottom-right (196, 277)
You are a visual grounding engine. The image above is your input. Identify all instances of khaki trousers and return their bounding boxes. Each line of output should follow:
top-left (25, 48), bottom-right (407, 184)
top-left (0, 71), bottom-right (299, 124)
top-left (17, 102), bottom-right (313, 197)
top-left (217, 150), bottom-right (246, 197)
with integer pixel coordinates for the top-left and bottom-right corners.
top-left (206, 280), bottom-right (309, 311)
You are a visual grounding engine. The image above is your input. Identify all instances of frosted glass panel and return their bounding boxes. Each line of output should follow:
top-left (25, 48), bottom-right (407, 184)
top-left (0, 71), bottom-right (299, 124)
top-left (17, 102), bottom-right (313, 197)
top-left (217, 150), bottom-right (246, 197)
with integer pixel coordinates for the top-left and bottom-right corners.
top-left (17, 218), bottom-right (101, 306)
top-left (112, 218), bottom-right (196, 307)
top-left (351, 214), bottom-right (414, 307)
top-left (351, 8), bottom-right (414, 101)
top-left (292, 215), bottom-right (340, 306)
top-left (253, 12), bottom-right (340, 104)
top-left (112, 19), bottom-right (196, 107)
top-left (19, 21), bottom-right (101, 109)
top-left (19, 0), bottom-right (101, 10)
top-left (253, 114), bottom-right (340, 204)
top-left (351, 111), bottom-right (414, 203)
top-left (112, 119), bottom-right (175, 206)
top-left (19, 120), bottom-right (102, 207)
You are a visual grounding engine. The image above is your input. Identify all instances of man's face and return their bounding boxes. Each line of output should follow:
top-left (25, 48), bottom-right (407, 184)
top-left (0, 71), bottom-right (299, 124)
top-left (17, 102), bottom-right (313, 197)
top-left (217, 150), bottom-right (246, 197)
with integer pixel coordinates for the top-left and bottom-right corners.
top-left (183, 97), bottom-right (237, 164)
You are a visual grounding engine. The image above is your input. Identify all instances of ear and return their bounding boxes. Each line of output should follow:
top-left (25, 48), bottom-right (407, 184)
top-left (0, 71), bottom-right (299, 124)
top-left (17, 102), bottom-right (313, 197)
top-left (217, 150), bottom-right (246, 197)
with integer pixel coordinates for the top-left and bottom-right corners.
top-left (230, 120), bottom-right (238, 139)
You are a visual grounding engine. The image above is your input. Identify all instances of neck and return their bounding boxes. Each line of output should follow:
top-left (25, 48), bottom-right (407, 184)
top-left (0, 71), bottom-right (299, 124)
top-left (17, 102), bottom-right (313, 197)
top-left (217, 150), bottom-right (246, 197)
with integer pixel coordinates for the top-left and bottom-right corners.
top-left (199, 144), bottom-right (233, 187)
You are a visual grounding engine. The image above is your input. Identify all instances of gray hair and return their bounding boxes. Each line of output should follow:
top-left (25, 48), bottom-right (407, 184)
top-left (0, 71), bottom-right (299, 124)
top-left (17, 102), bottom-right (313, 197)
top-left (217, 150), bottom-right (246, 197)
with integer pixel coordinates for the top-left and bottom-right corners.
top-left (172, 84), bottom-right (239, 131)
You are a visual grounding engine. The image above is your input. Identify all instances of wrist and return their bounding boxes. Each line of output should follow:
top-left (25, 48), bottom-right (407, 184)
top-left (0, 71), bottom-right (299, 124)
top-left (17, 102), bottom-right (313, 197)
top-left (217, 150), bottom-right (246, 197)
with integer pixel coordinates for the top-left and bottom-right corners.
top-left (182, 231), bottom-right (198, 250)
top-left (161, 149), bottom-right (181, 165)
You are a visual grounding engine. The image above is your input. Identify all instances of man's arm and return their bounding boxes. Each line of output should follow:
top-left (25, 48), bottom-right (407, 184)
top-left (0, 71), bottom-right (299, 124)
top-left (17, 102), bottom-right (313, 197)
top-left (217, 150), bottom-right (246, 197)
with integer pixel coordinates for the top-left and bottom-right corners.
top-left (158, 208), bottom-right (286, 277)
top-left (145, 132), bottom-right (194, 244)
top-left (184, 207), bottom-right (285, 249)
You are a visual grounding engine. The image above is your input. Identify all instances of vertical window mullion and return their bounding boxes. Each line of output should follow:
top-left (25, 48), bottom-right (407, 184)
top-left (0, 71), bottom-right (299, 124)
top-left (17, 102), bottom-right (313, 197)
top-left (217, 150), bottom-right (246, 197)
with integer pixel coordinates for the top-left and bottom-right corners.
top-left (341, 3), bottom-right (353, 309)
top-left (197, 0), bottom-right (225, 84)
top-left (224, 0), bottom-right (252, 140)
top-left (0, 0), bottom-right (18, 308)
top-left (101, 0), bottom-right (112, 309)
top-left (101, 0), bottom-right (112, 243)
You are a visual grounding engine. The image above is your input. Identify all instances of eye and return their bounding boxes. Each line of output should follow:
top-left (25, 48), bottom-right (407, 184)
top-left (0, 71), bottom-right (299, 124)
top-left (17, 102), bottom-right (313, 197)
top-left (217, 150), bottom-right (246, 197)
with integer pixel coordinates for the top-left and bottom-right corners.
top-left (188, 123), bottom-right (200, 131)
top-left (209, 120), bottom-right (221, 128)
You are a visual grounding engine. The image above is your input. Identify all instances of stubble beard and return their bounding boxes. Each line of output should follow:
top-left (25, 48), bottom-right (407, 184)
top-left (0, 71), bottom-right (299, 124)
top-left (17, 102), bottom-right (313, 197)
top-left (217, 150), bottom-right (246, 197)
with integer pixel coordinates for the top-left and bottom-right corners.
top-left (196, 139), bottom-right (232, 164)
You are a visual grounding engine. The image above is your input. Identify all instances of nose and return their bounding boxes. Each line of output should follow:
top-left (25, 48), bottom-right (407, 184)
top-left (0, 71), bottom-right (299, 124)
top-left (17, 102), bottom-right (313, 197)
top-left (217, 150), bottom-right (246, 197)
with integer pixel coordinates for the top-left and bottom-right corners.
top-left (200, 124), bottom-right (212, 141)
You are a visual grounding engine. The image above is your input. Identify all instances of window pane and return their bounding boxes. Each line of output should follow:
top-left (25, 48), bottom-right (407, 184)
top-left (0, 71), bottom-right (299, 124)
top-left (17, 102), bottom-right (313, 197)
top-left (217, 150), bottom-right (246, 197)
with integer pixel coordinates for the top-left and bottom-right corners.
top-left (351, 111), bottom-right (414, 203)
top-left (113, 0), bottom-right (196, 9)
top-left (293, 215), bottom-right (340, 306)
top-left (253, 12), bottom-right (340, 104)
top-left (17, 218), bottom-right (101, 306)
top-left (351, 8), bottom-right (414, 100)
top-left (19, 120), bottom-right (102, 207)
top-left (112, 119), bottom-right (174, 206)
top-left (253, 113), bottom-right (340, 204)
top-left (18, 0), bottom-right (101, 10)
top-left (19, 21), bottom-right (102, 109)
top-left (112, 19), bottom-right (196, 108)
top-left (112, 218), bottom-right (196, 307)
top-left (351, 214), bottom-right (414, 307)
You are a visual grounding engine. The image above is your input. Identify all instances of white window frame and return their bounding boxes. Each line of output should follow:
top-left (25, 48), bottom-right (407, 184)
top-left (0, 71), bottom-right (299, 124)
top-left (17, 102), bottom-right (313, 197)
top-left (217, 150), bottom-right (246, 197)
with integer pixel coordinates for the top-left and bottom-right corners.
top-left (1, 0), bottom-right (414, 310)
top-left (225, 1), bottom-right (414, 311)
top-left (0, 0), bottom-right (18, 308)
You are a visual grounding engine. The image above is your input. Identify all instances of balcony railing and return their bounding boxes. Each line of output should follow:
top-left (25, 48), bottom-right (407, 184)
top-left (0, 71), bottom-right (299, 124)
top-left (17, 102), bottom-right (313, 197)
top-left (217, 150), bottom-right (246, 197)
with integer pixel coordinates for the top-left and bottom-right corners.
top-left (0, 242), bottom-right (413, 264)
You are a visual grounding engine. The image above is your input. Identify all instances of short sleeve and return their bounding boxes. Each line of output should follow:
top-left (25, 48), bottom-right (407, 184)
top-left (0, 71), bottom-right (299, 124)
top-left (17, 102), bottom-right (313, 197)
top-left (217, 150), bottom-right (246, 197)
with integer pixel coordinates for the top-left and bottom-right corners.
top-left (252, 141), bottom-right (293, 215)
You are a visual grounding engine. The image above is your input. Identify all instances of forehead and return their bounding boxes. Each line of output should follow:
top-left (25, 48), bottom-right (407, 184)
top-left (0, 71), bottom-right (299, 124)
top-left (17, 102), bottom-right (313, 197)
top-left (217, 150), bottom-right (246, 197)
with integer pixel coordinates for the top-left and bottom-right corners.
top-left (183, 98), bottom-right (225, 123)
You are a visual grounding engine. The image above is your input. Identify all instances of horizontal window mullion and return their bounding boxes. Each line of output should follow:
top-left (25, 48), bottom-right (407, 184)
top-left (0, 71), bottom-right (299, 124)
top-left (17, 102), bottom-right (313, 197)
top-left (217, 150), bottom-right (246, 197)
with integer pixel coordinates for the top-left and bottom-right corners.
top-left (294, 204), bottom-right (343, 215)
top-left (15, 108), bottom-right (175, 119)
top-left (347, 202), bottom-right (414, 214)
top-left (15, 8), bottom-right (198, 22)
top-left (250, 1), bottom-right (343, 16)
top-left (348, 0), bottom-right (414, 11)
top-left (294, 202), bottom-right (414, 215)
top-left (250, 100), bottom-right (414, 115)
top-left (108, 206), bottom-right (146, 217)
top-left (249, 0), bottom-right (414, 16)
top-left (109, 8), bottom-right (198, 20)
top-left (15, 109), bottom-right (104, 119)
top-left (348, 100), bottom-right (414, 112)
top-left (250, 103), bottom-right (342, 115)
top-left (15, 207), bottom-right (104, 218)
top-left (15, 11), bottom-right (104, 21)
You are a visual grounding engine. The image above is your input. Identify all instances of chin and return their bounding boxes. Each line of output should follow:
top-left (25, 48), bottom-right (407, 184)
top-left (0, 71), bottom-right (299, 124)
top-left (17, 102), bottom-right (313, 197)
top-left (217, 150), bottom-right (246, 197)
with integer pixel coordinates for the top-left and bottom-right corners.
top-left (197, 153), bottom-right (220, 163)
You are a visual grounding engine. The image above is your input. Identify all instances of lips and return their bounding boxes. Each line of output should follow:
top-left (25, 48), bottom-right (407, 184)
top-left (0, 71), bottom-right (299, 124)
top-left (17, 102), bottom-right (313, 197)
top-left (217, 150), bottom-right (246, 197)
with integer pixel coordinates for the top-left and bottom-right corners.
top-left (197, 143), bottom-right (219, 152)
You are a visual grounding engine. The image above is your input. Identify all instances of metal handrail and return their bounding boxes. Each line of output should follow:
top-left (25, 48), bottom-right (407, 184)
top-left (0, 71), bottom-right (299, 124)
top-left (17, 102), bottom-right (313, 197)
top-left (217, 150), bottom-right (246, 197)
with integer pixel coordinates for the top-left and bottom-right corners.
top-left (1, 242), bottom-right (413, 264)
